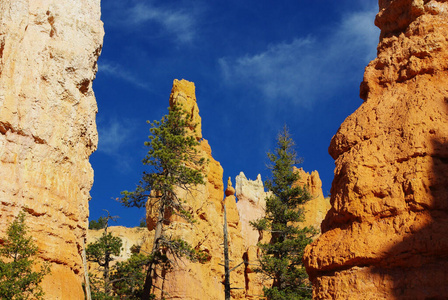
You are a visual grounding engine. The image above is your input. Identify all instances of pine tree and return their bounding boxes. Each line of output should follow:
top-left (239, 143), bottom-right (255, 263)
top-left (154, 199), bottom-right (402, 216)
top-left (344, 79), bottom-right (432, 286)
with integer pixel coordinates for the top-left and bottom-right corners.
top-left (111, 248), bottom-right (151, 300)
top-left (121, 102), bottom-right (207, 300)
top-left (89, 216), bottom-right (108, 230)
top-left (86, 213), bottom-right (122, 300)
top-left (251, 127), bottom-right (316, 300)
top-left (0, 211), bottom-right (50, 300)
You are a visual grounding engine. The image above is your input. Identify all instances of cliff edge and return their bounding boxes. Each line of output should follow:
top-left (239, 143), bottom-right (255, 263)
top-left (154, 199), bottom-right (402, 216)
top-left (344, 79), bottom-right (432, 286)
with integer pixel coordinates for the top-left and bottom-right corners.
top-left (304, 1), bottom-right (448, 299)
top-left (0, 1), bottom-right (103, 298)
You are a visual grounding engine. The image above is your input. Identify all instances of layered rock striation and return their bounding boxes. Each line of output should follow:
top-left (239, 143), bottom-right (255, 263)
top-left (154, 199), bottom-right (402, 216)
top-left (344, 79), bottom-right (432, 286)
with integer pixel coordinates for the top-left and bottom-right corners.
top-left (0, 1), bottom-right (103, 298)
top-left (304, 1), bottom-right (448, 299)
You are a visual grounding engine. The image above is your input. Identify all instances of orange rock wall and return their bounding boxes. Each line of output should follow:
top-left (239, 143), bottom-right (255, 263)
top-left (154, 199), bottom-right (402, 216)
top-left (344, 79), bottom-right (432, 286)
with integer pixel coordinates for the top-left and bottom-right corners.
top-left (304, 1), bottom-right (448, 299)
top-left (0, 0), bottom-right (104, 298)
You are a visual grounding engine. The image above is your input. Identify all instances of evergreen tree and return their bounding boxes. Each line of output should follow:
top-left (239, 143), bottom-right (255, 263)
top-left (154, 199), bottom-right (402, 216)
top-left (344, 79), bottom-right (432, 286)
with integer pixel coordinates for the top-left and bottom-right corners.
top-left (251, 127), bottom-right (316, 300)
top-left (86, 213), bottom-right (122, 300)
top-left (111, 249), bottom-right (151, 300)
top-left (89, 216), bottom-right (108, 230)
top-left (121, 102), bottom-right (207, 300)
top-left (0, 211), bottom-right (50, 300)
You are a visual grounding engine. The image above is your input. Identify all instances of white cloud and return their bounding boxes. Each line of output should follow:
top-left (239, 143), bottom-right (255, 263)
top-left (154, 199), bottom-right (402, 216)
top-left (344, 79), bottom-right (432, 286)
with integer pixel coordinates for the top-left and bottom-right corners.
top-left (219, 4), bottom-right (380, 107)
top-left (131, 3), bottom-right (196, 43)
top-left (99, 60), bottom-right (150, 90)
top-left (96, 117), bottom-right (140, 173)
top-left (106, 1), bottom-right (199, 44)
top-left (97, 118), bottom-right (135, 156)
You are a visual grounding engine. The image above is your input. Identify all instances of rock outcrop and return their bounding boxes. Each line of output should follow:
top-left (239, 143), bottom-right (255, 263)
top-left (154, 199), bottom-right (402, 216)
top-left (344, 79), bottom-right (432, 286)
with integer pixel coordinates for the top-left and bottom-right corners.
top-left (236, 169), bottom-right (330, 240)
top-left (87, 226), bottom-right (151, 262)
top-left (235, 169), bottom-right (330, 298)
top-left (144, 79), bottom-right (331, 299)
top-left (147, 79), bottom-right (245, 300)
top-left (293, 167), bottom-right (331, 230)
top-left (0, 1), bottom-right (103, 298)
top-left (304, 1), bottom-right (448, 299)
top-left (235, 172), bottom-right (268, 248)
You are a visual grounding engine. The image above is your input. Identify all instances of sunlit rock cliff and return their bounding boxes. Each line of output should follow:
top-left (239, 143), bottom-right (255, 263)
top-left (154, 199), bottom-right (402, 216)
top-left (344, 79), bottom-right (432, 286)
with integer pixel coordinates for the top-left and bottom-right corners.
top-left (235, 169), bottom-right (329, 298)
top-left (143, 79), bottom-right (331, 299)
top-left (87, 226), bottom-right (152, 263)
top-left (0, 0), bottom-right (103, 298)
top-left (294, 167), bottom-right (331, 230)
top-left (304, 1), bottom-right (448, 299)
top-left (146, 79), bottom-right (245, 300)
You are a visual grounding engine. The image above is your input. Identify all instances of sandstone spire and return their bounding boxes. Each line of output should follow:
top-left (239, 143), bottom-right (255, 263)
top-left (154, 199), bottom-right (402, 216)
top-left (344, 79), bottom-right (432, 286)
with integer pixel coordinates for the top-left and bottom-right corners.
top-left (0, 0), bottom-right (103, 298)
top-left (144, 79), bottom-right (332, 299)
top-left (235, 172), bottom-right (267, 248)
top-left (304, 1), bottom-right (448, 299)
top-left (145, 79), bottom-right (247, 300)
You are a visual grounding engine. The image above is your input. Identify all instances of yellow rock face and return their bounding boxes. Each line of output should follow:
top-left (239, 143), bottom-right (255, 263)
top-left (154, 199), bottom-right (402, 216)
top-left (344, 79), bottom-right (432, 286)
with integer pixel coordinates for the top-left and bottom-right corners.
top-left (144, 80), bottom-right (331, 299)
top-left (0, 1), bottom-right (103, 299)
top-left (146, 79), bottom-right (228, 300)
top-left (304, 1), bottom-right (448, 299)
top-left (145, 80), bottom-right (252, 300)
top-left (293, 167), bottom-right (331, 230)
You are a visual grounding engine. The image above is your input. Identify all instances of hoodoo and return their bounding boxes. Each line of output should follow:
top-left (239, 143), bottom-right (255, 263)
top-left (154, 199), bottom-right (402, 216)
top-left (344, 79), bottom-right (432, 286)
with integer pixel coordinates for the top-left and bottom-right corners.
top-left (145, 79), bottom-right (244, 300)
top-left (0, 0), bottom-right (103, 298)
top-left (143, 80), bottom-right (330, 299)
top-left (304, 1), bottom-right (448, 299)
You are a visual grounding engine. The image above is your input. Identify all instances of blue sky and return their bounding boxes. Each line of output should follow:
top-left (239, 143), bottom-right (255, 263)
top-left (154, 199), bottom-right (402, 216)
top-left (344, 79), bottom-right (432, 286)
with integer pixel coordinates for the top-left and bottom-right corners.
top-left (90, 0), bottom-right (380, 227)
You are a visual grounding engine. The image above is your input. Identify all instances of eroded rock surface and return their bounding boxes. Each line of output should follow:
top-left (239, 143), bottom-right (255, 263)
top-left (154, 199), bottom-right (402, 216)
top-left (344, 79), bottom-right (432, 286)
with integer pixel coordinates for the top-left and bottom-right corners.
top-left (294, 167), bottom-right (331, 230)
top-left (0, 1), bottom-right (103, 298)
top-left (304, 1), bottom-right (448, 299)
top-left (235, 169), bottom-right (330, 298)
top-left (87, 226), bottom-right (151, 262)
top-left (235, 172), bottom-right (268, 248)
top-left (145, 79), bottom-right (331, 299)
top-left (147, 79), bottom-right (247, 300)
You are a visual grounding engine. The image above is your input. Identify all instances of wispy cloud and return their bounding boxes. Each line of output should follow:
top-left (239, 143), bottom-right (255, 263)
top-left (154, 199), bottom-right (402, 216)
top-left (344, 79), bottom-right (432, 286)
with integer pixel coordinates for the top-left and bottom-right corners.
top-left (98, 60), bottom-right (150, 90)
top-left (219, 4), bottom-right (379, 107)
top-left (105, 0), bottom-right (200, 44)
top-left (129, 2), bottom-right (197, 43)
top-left (96, 117), bottom-right (141, 173)
top-left (97, 117), bottom-right (136, 156)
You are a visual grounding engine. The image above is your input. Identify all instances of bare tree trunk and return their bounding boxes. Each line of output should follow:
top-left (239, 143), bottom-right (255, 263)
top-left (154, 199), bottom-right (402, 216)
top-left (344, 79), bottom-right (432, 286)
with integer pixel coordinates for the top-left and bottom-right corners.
top-left (141, 201), bottom-right (166, 300)
top-left (82, 239), bottom-right (91, 300)
top-left (223, 203), bottom-right (231, 300)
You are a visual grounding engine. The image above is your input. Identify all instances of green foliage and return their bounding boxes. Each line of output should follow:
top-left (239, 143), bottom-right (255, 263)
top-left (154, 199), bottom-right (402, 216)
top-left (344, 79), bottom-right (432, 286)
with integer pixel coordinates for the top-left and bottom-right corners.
top-left (111, 252), bottom-right (152, 299)
top-left (86, 224), bottom-right (123, 299)
top-left (120, 102), bottom-right (208, 299)
top-left (160, 238), bottom-right (210, 264)
top-left (120, 103), bottom-right (206, 212)
top-left (86, 233), bottom-right (122, 267)
top-left (89, 216), bottom-right (108, 230)
top-left (251, 127), bottom-right (317, 300)
top-left (0, 211), bottom-right (50, 300)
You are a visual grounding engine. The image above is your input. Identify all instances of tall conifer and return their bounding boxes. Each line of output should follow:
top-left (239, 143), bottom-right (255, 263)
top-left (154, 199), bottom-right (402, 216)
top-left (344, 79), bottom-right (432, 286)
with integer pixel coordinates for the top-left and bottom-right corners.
top-left (121, 103), bottom-right (207, 300)
top-left (251, 127), bottom-right (316, 300)
top-left (0, 212), bottom-right (50, 300)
